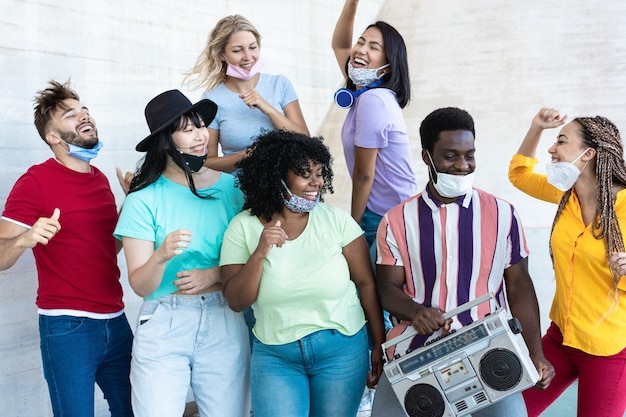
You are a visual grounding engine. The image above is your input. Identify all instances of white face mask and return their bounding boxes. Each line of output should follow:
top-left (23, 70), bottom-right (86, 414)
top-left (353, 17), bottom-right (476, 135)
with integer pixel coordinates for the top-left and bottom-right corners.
top-left (427, 151), bottom-right (475, 198)
top-left (347, 61), bottom-right (389, 87)
top-left (546, 148), bottom-right (590, 191)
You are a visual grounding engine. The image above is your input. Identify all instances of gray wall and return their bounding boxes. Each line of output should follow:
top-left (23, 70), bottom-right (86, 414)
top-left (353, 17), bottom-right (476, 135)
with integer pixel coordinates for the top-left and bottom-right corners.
top-left (2, 0), bottom-right (626, 415)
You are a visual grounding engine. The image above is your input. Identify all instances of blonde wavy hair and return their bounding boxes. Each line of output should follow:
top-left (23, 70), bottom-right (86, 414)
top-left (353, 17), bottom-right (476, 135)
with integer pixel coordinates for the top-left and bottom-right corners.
top-left (183, 15), bottom-right (261, 91)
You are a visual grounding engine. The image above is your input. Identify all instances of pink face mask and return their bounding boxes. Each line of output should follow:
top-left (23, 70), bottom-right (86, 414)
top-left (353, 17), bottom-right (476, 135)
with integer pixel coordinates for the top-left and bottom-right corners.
top-left (225, 57), bottom-right (264, 81)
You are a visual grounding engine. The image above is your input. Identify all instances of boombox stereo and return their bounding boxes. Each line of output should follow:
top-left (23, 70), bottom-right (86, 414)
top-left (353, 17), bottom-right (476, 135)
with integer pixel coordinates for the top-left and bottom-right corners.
top-left (382, 293), bottom-right (539, 417)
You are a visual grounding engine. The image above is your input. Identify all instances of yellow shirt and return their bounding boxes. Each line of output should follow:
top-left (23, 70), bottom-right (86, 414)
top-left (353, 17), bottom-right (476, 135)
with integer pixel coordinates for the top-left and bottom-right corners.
top-left (509, 154), bottom-right (626, 356)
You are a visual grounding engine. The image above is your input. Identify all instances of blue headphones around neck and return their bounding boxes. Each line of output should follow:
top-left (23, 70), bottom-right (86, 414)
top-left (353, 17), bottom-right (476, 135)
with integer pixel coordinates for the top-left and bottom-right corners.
top-left (334, 79), bottom-right (384, 109)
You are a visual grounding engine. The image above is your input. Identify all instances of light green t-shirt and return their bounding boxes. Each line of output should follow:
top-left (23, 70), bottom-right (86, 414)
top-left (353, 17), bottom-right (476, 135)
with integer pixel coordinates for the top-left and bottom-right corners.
top-left (114, 174), bottom-right (243, 300)
top-left (220, 203), bottom-right (366, 345)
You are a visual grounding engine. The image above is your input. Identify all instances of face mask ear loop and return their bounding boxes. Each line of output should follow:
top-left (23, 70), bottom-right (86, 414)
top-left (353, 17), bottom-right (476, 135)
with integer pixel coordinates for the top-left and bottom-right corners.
top-left (377, 63), bottom-right (391, 78)
top-left (426, 151), bottom-right (439, 184)
top-left (574, 147), bottom-right (592, 173)
top-left (55, 140), bottom-right (70, 153)
top-left (280, 179), bottom-right (293, 198)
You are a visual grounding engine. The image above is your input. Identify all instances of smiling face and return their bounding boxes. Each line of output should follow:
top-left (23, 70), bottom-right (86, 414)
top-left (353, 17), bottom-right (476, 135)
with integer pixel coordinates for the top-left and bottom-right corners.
top-left (350, 26), bottom-right (389, 72)
top-left (222, 30), bottom-right (260, 72)
top-left (171, 115), bottom-right (209, 156)
top-left (284, 161), bottom-right (324, 201)
top-left (548, 121), bottom-right (592, 166)
top-left (423, 129), bottom-right (476, 202)
top-left (48, 98), bottom-right (98, 149)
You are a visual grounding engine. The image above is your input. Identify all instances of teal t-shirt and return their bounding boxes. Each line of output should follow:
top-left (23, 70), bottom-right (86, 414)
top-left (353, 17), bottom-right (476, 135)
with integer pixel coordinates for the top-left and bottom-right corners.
top-left (220, 203), bottom-right (366, 345)
top-left (115, 173), bottom-right (243, 300)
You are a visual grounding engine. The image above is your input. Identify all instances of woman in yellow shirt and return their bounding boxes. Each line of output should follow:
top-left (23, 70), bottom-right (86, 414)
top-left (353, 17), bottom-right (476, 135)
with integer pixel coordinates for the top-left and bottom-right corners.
top-left (509, 107), bottom-right (626, 417)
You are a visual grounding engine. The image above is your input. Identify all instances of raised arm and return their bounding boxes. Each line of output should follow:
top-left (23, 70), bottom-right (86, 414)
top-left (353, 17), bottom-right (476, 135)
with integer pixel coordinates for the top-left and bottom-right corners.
top-left (332, 0), bottom-right (359, 79)
top-left (517, 107), bottom-right (568, 157)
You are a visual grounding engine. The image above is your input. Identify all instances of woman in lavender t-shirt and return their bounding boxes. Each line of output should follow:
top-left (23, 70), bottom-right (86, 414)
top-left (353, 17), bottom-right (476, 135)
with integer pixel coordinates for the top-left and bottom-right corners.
top-left (332, 0), bottom-right (418, 249)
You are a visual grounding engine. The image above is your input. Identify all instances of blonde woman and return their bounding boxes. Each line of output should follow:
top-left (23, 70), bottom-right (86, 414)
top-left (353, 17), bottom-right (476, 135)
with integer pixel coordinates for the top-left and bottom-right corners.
top-left (184, 15), bottom-right (309, 174)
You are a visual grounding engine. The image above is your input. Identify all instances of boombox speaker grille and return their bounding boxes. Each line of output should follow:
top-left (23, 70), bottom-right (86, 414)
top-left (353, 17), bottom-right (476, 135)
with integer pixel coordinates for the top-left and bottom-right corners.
top-left (404, 383), bottom-right (445, 417)
top-left (479, 348), bottom-right (523, 391)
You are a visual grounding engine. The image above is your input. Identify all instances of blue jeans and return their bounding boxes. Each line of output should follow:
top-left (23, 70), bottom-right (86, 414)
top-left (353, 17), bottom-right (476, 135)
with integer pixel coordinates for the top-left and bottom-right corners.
top-left (39, 313), bottom-right (133, 417)
top-left (360, 207), bottom-right (392, 333)
top-left (360, 207), bottom-right (383, 254)
top-left (130, 292), bottom-right (250, 417)
top-left (251, 326), bottom-right (369, 417)
top-left (371, 372), bottom-right (528, 417)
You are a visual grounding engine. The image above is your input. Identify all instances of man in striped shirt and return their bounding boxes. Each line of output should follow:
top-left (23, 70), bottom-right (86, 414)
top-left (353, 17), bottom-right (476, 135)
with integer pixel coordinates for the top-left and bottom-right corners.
top-left (370, 107), bottom-right (554, 417)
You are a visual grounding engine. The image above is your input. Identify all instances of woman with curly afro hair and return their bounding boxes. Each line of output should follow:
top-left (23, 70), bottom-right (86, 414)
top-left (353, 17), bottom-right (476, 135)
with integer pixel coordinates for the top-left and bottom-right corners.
top-left (220, 130), bottom-right (385, 417)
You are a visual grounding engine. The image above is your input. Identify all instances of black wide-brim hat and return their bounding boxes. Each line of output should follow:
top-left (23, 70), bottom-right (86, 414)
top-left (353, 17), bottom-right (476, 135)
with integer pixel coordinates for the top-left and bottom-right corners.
top-left (135, 89), bottom-right (218, 152)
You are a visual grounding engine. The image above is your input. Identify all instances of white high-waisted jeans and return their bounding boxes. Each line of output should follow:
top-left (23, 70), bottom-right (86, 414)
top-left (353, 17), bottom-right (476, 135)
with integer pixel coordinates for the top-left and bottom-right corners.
top-left (130, 292), bottom-right (250, 417)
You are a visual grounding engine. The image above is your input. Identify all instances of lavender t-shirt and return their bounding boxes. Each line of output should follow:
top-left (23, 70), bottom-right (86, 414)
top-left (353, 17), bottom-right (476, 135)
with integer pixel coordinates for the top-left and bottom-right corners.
top-left (341, 88), bottom-right (418, 216)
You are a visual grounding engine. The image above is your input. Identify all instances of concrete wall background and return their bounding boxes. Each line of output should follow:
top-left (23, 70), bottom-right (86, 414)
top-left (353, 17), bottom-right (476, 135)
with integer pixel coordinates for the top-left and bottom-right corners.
top-left (1, 0), bottom-right (625, 415)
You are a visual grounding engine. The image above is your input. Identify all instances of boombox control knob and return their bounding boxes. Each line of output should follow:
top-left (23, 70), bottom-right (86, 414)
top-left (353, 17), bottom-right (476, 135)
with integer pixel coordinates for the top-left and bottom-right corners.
top-left (508, 318), bottom-right (523, 334)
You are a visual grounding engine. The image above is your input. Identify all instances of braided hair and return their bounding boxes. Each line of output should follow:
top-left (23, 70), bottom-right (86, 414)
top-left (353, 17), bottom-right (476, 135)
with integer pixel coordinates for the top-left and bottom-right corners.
top-left (550, 116), bottom-right (626, 296)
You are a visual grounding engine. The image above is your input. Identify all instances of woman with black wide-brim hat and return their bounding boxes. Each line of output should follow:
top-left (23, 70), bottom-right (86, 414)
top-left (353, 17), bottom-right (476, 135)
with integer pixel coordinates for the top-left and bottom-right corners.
top-left (114, 89), bottom-right (250, 417)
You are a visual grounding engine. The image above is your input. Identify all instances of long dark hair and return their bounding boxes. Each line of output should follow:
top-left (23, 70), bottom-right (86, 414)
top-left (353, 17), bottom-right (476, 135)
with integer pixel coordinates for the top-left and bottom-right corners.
top-left (129, 112), bottom-right (211, 199)
top-left (236, 130), bottom-right (334, 222)
top-left (345, 21), bottom-right (411, 108)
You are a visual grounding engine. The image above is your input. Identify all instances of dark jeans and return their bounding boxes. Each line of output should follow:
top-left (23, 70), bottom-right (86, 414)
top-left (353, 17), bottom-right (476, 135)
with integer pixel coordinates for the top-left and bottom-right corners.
top-left (39, 313), bottom-right (133, 417)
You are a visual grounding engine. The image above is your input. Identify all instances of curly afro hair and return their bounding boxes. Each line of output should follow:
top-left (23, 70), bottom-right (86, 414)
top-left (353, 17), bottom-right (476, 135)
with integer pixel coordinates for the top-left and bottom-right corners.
top-left (236, 130), bottom-right (334, 222)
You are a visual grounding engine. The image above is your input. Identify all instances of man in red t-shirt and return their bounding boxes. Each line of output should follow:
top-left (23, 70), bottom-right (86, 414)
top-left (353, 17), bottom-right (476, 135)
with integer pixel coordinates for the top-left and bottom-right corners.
top-left (0, 80), bottom-right (133, 417)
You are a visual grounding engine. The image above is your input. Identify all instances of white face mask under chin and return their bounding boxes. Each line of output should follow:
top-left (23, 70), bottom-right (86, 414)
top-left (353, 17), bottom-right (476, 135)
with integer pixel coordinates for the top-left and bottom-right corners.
top-left (545, 148), bottom-right (590, 191)
top-left (426, 151), bottom-right (475, 198)
top-left (433, 172), bottom-right (475, 198)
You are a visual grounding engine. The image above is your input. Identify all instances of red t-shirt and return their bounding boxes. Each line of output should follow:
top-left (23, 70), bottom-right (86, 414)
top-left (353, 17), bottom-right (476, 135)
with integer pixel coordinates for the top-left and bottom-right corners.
top-left (2, 159), bottom-right (124, 313)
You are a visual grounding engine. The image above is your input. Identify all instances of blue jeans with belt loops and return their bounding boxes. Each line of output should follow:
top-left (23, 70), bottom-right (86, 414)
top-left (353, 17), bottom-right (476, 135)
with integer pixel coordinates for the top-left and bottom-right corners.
top-left (39, 313), bottom-right (133, 417)
top-left (251, 326), bottom-right (369, 417)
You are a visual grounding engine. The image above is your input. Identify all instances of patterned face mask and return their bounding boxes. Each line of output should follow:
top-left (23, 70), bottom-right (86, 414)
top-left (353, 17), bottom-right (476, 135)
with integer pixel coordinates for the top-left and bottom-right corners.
top-left (347, 61), bottom-right (389, 87)
top-left (281, 180), bottom-right (319, 213)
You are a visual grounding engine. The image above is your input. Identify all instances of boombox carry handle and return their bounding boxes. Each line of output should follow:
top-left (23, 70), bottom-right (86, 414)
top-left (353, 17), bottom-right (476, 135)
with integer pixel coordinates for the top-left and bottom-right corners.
top-left (382, 292), bottom-right (497, 351)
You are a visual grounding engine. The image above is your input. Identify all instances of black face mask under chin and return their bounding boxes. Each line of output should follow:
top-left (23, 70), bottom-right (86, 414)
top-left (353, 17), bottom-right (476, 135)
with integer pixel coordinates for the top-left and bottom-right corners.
top-left (166, 148), bottom-right (207, 173)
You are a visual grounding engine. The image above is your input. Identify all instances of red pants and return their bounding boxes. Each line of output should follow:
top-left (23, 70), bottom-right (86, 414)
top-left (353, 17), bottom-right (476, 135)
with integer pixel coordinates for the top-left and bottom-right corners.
top-left (523, 322), bottom-right (626, 417)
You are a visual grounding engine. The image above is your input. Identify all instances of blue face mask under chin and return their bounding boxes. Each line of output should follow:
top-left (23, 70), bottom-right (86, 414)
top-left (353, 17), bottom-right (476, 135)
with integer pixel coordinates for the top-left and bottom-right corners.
top-left (58, 140), bottom-right (103, 162)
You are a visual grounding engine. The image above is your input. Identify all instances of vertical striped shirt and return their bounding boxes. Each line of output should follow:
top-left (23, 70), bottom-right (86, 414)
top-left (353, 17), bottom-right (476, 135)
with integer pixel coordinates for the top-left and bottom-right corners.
top-left (377, 187), bottom-right (529, 358)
